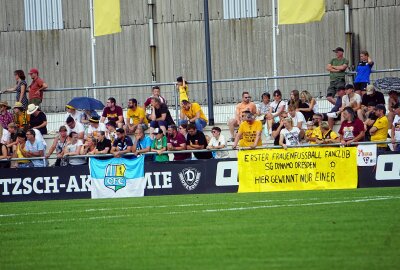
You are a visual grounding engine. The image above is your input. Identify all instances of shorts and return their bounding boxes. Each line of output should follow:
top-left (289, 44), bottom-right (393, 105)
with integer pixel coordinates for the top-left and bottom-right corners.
top-left (354, 82), bottom-right (368, 91)
top-left (29, 98), bottom-right (42, 106)
top-left (327, 79), bottom-right (345, 97)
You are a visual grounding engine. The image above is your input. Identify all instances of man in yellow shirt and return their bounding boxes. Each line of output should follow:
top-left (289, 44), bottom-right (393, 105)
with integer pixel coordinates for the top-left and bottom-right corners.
top-left (179, 100), bottom-right (207, 131)
top-left (125, 98), bottom-right (148, 134)
top-left (232, 111), bottom-right (262, 149)
top-left (306, 113), bottom-right (323, 144)
top-left (370, 104), bottom-right (389, 151)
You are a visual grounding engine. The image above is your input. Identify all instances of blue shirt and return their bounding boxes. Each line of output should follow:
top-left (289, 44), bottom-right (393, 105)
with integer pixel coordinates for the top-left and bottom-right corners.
top-left (355, 61), bottom-right (374, 83)
top-left (330, 96), bottom-right (343, 113)
top-left (25, 139), bottom-right (45, 167)
top-left (137, 135), bottom-right (153, 161)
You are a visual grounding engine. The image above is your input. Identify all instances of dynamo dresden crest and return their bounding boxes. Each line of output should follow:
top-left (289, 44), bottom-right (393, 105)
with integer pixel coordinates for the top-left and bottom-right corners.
top-left (178, 167), bottom-right (201, 191)
top-left (104, 164), bottom-right (127, 192)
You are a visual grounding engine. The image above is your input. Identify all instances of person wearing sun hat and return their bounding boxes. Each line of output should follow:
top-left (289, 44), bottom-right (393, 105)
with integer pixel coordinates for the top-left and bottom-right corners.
top-left (87, 115), bottom-right (106, 138)
top-left (65, 104), bottom-right (83, 124)
top-left (12, 101), bottom-right (30, 132)
top-left (27, 103), bottom-right (47, 135)
top-left (0, 101), bottom-right (13, 129)
top-left (28, 68), bottom-right (48, 106)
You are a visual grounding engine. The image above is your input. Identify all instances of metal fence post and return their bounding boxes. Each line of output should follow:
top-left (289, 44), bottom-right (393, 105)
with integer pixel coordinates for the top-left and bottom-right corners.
top-left (265, 77), bottom-right (270, 93)
top-left (85, 87), bottom-right (90, 97)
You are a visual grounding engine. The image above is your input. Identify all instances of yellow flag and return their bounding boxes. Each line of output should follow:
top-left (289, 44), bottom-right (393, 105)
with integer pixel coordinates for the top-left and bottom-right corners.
top-left (278, 0), bottom-right (325, 25)
top-left (94, 0), bottom-right (121, 36)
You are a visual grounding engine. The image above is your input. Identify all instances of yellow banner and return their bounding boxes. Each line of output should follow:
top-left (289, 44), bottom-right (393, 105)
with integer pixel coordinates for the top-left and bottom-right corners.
top-left (238, 147), bottom-right (358, 192)
top-left (278, 0), bottom-right (325, 25)
top-left (94, 0), bottom-right (122, 37)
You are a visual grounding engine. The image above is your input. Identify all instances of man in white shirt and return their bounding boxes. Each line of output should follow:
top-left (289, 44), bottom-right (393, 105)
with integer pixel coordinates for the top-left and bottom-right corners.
top-left (65, 116), bottom-right (85, 140)
top-left (65, 105), bottom-right (83, 124)
top-left (339, 84), bottom-right (361, 122)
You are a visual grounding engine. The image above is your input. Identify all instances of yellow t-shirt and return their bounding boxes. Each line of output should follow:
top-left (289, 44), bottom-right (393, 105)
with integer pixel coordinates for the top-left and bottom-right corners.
top-left (179, 85), bottom-right (189, 102)
top-left (371, 116), bottom-right (389, 147)
top-left (126, 107), bottom-right (148, 125)
top-left (307, 126), bottom-right (321, 144)
top-left (181, 103), bottom-right (208, 122)
top-left (16, 144), bottom-right (29, 163)
top-left (317, 129), bottom-right (339, 140)
top-left (238, 120), bottom-right (263, 147)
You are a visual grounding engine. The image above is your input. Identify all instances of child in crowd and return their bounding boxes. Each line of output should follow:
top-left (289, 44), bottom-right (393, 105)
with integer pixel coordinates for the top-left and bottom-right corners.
top-left (304, 121), bottom-right (315, 143)
top-left (176, 76), bottom-right (189, 103)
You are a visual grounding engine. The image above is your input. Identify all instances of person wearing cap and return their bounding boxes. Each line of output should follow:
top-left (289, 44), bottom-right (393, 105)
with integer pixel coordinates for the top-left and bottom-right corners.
top-left (186, 123), bottom-right (213, 159)
top-left (65, 115), bottom-right (85, 140)
top-left (125, 98), bottom-right (148, 134)
top-left (65, 104), bottom-right (83, 124)
top-left (176, 76), bottom-right (189, 103)
top-left (326, 47), bottom-right (349, 97)
top-left (0, 101), bottom-right (13, 129)
top-left (12, 102), bottom-right (30, 132)
top-left (87, 116), bottom-right (106, 138)
top-left (149, 97), bottom-right (175, 137)
top-left (100, 97), bottom-right (124, 128)
top-left (358, 85), bottom-right (385, 121)
top-left (232, 111), bottom-right (262, 149)
top-left (339, 84), bottom-right (361, 122)
top-left (279, 117), bottom-right (301, 150)
top-left (228, 91), bottom-right (257, 141)
top-left (111, 128), bottom-right (133, 158)
top-left (27, 104), bottom-right (47, 135)
top-left (151, 128), bottom-right (169, 162)
top-left (388, 90), bottom-right (399, 125)
top-left (391, 103), bottom-right (400, 151)
top-left (369, 104), bottom-right (389, 152)
top-left (315, 122), bottom-right (340, 144)
top-left (3, 70), bottom-right (28, 109)
top-left (354, 51), bottom-right (374, 92)
top-left (167, 125), bottom-right (191, 161)
top-left (339, 107), bottom-right (365, 146)
top-left (179, 100), bottom-right (208, 132)
top-left (28, 68), bottom-right (47, 106)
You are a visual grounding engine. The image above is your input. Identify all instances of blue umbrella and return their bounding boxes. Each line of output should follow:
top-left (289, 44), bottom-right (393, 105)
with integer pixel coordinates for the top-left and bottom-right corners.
top-left (67, 97), bottom-right (105, 111)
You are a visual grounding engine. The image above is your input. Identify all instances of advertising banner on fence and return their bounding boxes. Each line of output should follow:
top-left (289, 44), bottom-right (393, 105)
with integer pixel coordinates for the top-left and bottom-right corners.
top-left (238, 147), bottom-right (358, 192)
top-left (89, 156), bottom-right (146, 199)
top-left (357, 144), bottom-right (377, 166)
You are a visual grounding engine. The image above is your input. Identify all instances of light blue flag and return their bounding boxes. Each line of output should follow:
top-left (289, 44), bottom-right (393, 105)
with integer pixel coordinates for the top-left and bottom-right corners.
top-left (89, 156), bottom-right (146, 199)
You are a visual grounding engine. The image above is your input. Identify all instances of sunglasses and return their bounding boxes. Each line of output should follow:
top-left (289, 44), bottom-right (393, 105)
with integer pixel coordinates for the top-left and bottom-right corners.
top-left (244, 96), bottom-right (251, 99)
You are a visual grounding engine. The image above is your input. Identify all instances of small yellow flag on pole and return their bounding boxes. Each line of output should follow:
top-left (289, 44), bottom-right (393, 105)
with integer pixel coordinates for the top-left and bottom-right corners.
top-left (94, 0), bottom-right (122, 36)
top-left (278, 0), bottom-right (325, 25)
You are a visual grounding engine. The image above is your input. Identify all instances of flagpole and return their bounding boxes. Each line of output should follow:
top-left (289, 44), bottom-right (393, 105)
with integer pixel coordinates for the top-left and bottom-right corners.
top-left (272, 0), bottom-right (278, 90)
top-left (89, 0), bottom-right (97, 98)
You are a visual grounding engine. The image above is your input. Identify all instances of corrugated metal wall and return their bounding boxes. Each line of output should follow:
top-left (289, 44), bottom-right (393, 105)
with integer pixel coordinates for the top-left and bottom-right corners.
top-left (0, 0), bottom-right (399, 111)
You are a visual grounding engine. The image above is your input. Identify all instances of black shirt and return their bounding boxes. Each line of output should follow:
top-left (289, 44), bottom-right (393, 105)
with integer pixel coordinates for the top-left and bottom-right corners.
top-left (112, 136), bottom-right (133, 151)
top-left (155, 103), bottom-right (175, 126)
top-left (29, 111), bottom-right (47, 135)
top-left (187, 131), bottom-right (213, 159)
top-left (272, 122), bottom-right (285, 146)
top-left (361, 91), bottom-right (385, 106)
top-left (96, 138), bottom-right (111, 153)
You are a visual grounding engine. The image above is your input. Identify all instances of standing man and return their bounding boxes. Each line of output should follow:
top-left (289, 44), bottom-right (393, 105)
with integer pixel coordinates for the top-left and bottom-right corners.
top-left (28, 68), bottom-right (48, 106)
top-left (101, 97), bottom-right (124, 128)
top-left (354, 51), bottom-right (374, 92)
top-left (179, 100), bottom-right (208, 132)
top-left (369, 104), bottom-right (389, 152)
top-left (125, 98), bottom-right (148, 134)
top-left (326, 47), bottom-right (349, 98)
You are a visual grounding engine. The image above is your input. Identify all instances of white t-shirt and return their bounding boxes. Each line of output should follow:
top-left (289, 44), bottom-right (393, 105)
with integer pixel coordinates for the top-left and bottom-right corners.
top-left (208, 134), bottom-right (229, 159)
top-left (66, 140), bottom-right (86, 165)
top-left (393, 115), bottom-right (400, 141)
top-left (290, 111), bottom-right (307, 130)
top-left (270, 100), bottom-right (286, 116)
top-left (280, 127), bottom-right (301, 146)
top-left (87, 123), bottom-right (107, 136)
top-left (1, 129), bottom-right (10, 144)
top-left (65, 111), bottom-right (83, 124)
top-left (66, 122), bottom-right (85, 136)
top-left (342, 93), bottom-right (361, 107)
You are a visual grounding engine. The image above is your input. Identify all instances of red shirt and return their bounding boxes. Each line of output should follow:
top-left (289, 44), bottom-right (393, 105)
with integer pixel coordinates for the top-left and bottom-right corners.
top-left (167, 133), bottom-right (191, 160)
top-left (29, 77), bottom-right (45, 100)
top-left (102, 106), bottom-right (123, 122)
top-left (339, 118), bottom-right (365, 141)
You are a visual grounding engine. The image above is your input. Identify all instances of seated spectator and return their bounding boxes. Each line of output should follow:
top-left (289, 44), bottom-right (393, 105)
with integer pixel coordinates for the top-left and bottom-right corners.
top-left (24, 129), bottom-right (45, 167)
top-left (95, 131), bottom-right (112, 154)
top-left (132, 126), bottom-right (152, 161)
top-left (81, 109), bottom-right (99, 125)
top-left (339, 107), bottom-right (365, 146)
top-left (232, 112), bottom-right (262, 149)
top-left (298, 90), bottom-right (318, 121)
top-left (111, 128), bottom-right (133, 158)
top-left (179, 123), bottom-right (188, 140)
top-left (101, 97), bottom-right (124, 128)
top-left (228, 91), bottom-right (257, 141)
top-left (143, 86), bottom-right (167, 109)
top-left (65, 104), bottom-right (83, 124)
top-left (27, 103), bottom-right (47, 135)
top-left (306, 113), bottom-right (323, 144)
top-left (150, 97), bottom-right (175, 137)
top-left (167, 125), bottom-right (191, 161)
top-left (176, 76), bottom-right (189, 103)
top-left (207, 126), bottom-right (229, 159)
top-left (186, 123), bottom-right (213, 159)
top-left (106, 120), bottom-right (117, 145)
top-left (125, 98), bottom-right (148, 134)
top-left (339, 84), bottom-right (361, 122)
top-left (363, 102), bottom-right (377, 141)
top-left (179, 100), bottom-right (208, 132)
top-left (391, 103), bottom-right (400, 151)
top-left (370, 104), bottom-right (389, 152)
top-left (271, 111), bottom-right (288, 146)
top-left (316, 122), bottom-right (340, 144)
top-left (13, 132), bottom-right (32, 168)
top-left (288, 90), bottom-right (301, 109)
top-left (80, 136), bottom-right (97, 155)
top-left (46, 125), bottom-right (68, 166)
top-left (151, 128), bottom-right (169, 162)
top-left (358, 85), bottom-right (385, 121)
top-left (323, 86), bottom-right (345, 129)
top-left (304, 121), bottom-right (315, 143)
top-left (287, 104), bottom-right (306, 138)
top-left (256, 92), bottom-right (271, 123)
top-left (65, 116), bottom-right (85, 140)
top-left (267, 89), bottom-right (286, 135)
top-left (0, 126), bottom-right (11, 168)
top-left (388, 90), bottom-right (399, 125)
top-left (279, 117), bottom-right (301, 150)
top-left (87, 116), bottom-right (106, 138)
top-left (63, 132), bottom-right (86, 166)
top-left (12, 102), bottom-right (30, 132)
top-left (0, 101), bottom-right (13, 129)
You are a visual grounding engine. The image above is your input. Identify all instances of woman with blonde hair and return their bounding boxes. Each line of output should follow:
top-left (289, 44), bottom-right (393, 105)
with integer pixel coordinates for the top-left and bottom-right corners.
top-left (279, 117), bottom-right (301, 150)
top-left (298, 90), bottom-right (318, 121)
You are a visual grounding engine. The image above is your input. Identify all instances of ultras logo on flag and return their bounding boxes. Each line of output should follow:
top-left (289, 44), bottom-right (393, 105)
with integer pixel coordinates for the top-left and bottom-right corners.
top-left (89, 156), bottom-right (146, 199)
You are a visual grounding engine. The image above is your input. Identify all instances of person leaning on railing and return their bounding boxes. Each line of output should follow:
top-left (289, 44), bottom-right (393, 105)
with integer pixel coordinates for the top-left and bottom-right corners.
top-left (94, 131), bottom-right (111, 154)
top-left (339, 107), bottom-right (365, 146)
top-left (0, 125), bottom-right (11, 168)
top-left (46, 125), bottom-right (68, 166)
top-left (12, 131), bottom-right (31, 168)
top-left (24, 129), bottom-right (46, 167)
top-left (80, 136), bottom-right (97, 156)
top-left (315, 122), bottom-right (340, 144)
top-left (63, 131), bottom-right (86, 166)
top-left (391, 102), bottom-right (400, 152)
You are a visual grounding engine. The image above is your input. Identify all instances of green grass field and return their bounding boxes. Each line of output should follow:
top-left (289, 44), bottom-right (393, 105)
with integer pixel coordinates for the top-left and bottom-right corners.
top-left (1, 187), bottom-right (399, 270)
